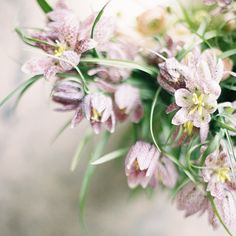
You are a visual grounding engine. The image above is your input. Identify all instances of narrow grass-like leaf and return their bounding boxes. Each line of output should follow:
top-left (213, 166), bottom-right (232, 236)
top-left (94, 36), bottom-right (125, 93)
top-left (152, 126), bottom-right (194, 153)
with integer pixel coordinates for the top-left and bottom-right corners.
top-left (217, 121), bottom-right (236, 133)
top-left (91, 148), bottom-right (128, 165)
top-left (80, 58), bottom-right (157, 76)
top-left (90, 1), bottom-right (110, 57)
top-left (200, 133), bottom-right (221, 166)
top-left (70, 130), bottom-right (92, 171)
top-left (79, 131), bottom-right (110, 224)
top-left (36, 0), bottom-right (53, 13)
top-left (0, 75), bottom-right (42, 108)
top-left (219, 49), bottom-right (236, 59)
top-left (51, 119), bottom-right (72, 144)
top-left (16, 28), bottom-right (55, 47)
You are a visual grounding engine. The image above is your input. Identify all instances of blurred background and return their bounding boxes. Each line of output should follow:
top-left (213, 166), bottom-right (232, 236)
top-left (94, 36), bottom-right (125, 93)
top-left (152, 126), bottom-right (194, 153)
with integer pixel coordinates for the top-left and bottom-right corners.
top-left (0, 0), bottom-right (226, 235)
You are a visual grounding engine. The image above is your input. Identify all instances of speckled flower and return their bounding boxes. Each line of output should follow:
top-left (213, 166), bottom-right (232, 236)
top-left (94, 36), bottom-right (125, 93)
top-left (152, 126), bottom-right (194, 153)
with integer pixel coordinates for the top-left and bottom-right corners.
top-left (22, 2), bottom-right (97, 80)
top-left (88, 40), bottom-right (138, 83)
top-left (176, 182), bottom-right (208, 217)
top-left (170, 49), bottom-right (224, 142)
top-left (204, 0), bottom-right (232, 7)
top-left (114, 84), bottom-right (144, 123)
top-left (157, 156), bottom-right (178, 188)
top-left (202, 147), bottom-right (235, 199)
top-left (51, 79), bottom-right (84, 111)
top-left (125, 141), bottom-right (160, 188)
top-left (83, 93), bottom-right (116, 134)
top-left (208, 191), bottom-right (236, 229)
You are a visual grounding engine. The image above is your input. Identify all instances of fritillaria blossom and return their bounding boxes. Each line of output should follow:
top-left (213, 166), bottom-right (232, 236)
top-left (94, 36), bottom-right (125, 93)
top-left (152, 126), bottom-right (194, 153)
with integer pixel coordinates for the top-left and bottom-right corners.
top-left (22, 2), bottom-right (97, 80)
top-left (125, 141), bottom-right (160, 188)
top-left (203, 0), bottom-right (232, 7)
top-left (125, 141), bottom-right (178, 189)
top-left (83, 93), bottom-right (116, 134)
top-left (51, 79), bottom-right (84, 111)
top-left (114, 84), bottom-right (144, 123)
top-left (202, 147), bottom-right (236, 199)
top-left (176, 182), bottom-right (208, 217)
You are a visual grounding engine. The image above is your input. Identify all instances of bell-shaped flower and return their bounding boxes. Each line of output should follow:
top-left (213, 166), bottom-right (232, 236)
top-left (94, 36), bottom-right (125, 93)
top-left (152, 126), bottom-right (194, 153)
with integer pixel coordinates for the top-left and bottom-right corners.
top-left (157, 156), bottom-right (178, 188)
top-left (51, 79), bottom-right (84, 111)
top-left (83, 93), bottom-right (116, 134)
top-left (125, 141), bottom-right (160, 188)
top-left (114, 84), bottom-right (144, 123)
top-left (176, 182), bottom-right (208, 217)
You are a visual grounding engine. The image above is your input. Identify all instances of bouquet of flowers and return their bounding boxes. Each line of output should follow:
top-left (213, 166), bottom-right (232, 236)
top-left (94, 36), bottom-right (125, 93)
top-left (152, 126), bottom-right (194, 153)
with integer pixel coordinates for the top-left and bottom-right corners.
top-left (1, 0), bottom-right (236, 234)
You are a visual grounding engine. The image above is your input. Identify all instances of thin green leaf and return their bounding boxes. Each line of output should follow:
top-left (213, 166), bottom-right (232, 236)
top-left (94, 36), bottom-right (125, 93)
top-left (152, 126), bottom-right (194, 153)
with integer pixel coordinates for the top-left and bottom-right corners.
top-left (91, 1), bottom-right (110, 39)
top-left (51, 119), bottom-right (72, 144)
top-left (70, 130), bottom-right (92, 171)
top-left (16, 28), bottom-right (56, 47)
top-left (219, 49), bottom-right (236, 59)
top-left (36, 0), bottom-right (53, 13)
top-left (217, 121), bottom-right (236, 133)
top-left (91, 148), bottom-right (128, 165)
top-left (200, 133), bottom-right (221, 166)
top-left (0, 75), bottom-right (42, 108)
top-left (79, 132), bottom-right (110, 224)
top-left (208, 193), bottom-right (233, 236)
top-left (150, 87), bottom-right (162, 152)
top-left (80, 58), bottom-right (158, 76)
top-left (90, 1), bottom-right (110, 58)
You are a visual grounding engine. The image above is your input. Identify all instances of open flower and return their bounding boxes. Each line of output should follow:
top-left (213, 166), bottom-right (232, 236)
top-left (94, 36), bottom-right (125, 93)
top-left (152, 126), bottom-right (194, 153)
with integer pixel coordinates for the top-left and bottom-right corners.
top-left (164, 49), bottom-right (224, 142)
top-left (22, 2), bottom-right (97, 80)
top-left (202, 147), bottom-right (235, 199)
top-left (114, 84), bottom-right (144, 123)
top-left (83, 93), bottom-right (116, 134)
top-left (125, 141), bottom-right (160, 188)
top-left (176, 182), bottom-right (208, 217)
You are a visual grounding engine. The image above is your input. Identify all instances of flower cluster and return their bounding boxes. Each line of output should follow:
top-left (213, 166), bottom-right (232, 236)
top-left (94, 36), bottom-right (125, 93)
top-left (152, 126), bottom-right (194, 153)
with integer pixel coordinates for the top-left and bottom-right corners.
top-left (2, 0), bottom-right (236, 234)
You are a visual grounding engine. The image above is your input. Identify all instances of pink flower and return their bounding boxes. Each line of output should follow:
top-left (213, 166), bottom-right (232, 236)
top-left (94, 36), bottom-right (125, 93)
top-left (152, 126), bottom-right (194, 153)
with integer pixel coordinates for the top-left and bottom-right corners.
top-left (202, 147), bottom-right (235, 200)
top-left (51, 79), bottom-right (84, 111)
top-left (204, 0), bottom-right (232, 7)
top-left (208, 191), bottom-right (236, 229)
top-left (88, 40), bottom-right (138, 83)
top-left (114, 84), bottom-right (144, 123)
top-left (22, 2), bottom-right (97, 80)
top-left (125, 141), bottom-right (160, 188)
top-left (157, 156), bottom-right (178, 188)
top-left (82, 93), bottom-right (116, 134)
top-left (176, 182), bottom-right (208, 217)
top-left (169, 49), bottom-right (224, 142)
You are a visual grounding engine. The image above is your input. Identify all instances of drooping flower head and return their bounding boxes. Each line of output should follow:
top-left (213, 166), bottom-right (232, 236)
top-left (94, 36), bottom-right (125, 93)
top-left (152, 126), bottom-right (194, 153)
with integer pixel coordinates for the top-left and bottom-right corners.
top-left (125, 141), bottom-right (160, 188)
top-left (51, 79), bottom-right (84, 111)
top-left (114, 84), bottom-right (144, 123)
top-left (83, 93), bottom-right (116, 134)
top-left (176, 182), bottom-right (208, 217)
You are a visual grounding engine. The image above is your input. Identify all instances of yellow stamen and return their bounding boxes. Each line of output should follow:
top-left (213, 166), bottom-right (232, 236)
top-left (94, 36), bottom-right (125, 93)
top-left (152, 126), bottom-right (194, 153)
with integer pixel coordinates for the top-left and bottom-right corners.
top-left (134, 160), bottom-right (140, 171)
top-left (183, 121), bottom-right (194, 136)
top-left (189, 93), bottom-right (205, 116)
top-left (54, 41), bottom-right (66, 56)
top-left (91, 108), bottom-right (102, 121)
top-left (216, 167), bottom-right (231, 183)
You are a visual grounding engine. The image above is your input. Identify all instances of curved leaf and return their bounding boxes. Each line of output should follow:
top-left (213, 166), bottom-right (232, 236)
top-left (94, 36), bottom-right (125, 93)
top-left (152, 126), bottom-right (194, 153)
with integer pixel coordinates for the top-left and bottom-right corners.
top-left (36, 0), bottom-right (53, 13)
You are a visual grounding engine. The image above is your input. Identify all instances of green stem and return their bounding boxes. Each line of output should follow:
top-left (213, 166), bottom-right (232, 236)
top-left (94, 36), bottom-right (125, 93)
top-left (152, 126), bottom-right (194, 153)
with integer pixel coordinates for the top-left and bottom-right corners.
top-left (150, 88), bottom-right (162, 152)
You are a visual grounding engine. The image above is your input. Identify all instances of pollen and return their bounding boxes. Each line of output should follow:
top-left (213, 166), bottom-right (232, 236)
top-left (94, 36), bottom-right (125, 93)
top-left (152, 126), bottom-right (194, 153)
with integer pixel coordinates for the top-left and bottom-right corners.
top-left (215, 167), bottom-right (231, 183)
top-left (54, 41), bottom-right (67, 56)
top-left (189, 93), bottom-right (205, 116)
top-left (183, 121), bottom-right (194, 135)
top-left (91, 108), bottom-right (102, 121)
